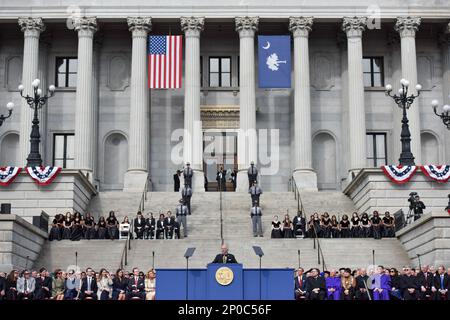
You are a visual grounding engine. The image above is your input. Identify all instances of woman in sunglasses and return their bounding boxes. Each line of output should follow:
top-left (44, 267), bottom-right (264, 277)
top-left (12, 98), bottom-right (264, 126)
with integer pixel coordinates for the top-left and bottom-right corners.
top-left (389, 268), bottom-right (403, 300)
top-left (52, 269), bottom-right (65, 300)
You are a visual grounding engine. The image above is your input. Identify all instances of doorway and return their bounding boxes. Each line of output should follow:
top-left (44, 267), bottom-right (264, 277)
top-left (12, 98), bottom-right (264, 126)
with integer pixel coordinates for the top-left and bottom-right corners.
top-left (203, 130), bottom-right (238, 191)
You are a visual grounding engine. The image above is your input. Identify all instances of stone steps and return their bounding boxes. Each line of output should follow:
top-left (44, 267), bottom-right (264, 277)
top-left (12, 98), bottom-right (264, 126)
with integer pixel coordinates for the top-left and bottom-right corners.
top-left (34, 238), bottom-right (410, 271)
top-left (33, 240), bottom-right (125, 272)
top-left (36, 191), bottom-right (410, 271)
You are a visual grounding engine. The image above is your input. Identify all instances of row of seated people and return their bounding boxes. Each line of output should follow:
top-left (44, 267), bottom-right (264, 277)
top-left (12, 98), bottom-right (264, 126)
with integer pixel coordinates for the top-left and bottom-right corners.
top-left (49, 211), bottom-right (183, 241)
top-left (295, 264), bottom-right (450, 300)
top-left (272, 211), bottom-right (396, 239)
top-left (0, 267), bottom-right (155, 300)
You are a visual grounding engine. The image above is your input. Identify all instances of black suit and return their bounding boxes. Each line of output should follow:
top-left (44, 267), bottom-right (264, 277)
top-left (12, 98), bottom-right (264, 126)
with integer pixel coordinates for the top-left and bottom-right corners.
top-left (305, 276), bottom-right (326, 300)
top-left (164, 217), bottom-right (176, 239)
top-left (174, 173), bottom-right (180, 192)
top-left (433, 273), bottom-right (450, 300)
top-left (212, 253), bottom-right (238, 264)
top-left (34, 276), bottom-right (52, 300)
top-left (400, 275), bottom-right (420, 300)
top-left (80, 276), bottom-right (98, 300)
top-left (145, 217), bottom-right (156, 239)
top-left (134, 217), bottom-right (146, 239)
top-left (156, 220), bottom-right (165, 239)
top-left (354, 275), bottom-right (370, 300)
top-left (417, 271), bottom-right (434, 300)
top-left (126, 276), bottom-right (145, 300)
top-left (292, 216), bottom-right (306, 237)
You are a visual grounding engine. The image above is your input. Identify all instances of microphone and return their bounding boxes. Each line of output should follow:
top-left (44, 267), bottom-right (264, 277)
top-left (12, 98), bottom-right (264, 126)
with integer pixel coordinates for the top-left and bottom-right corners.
top-left (152, 251), bottom-right (155, 270)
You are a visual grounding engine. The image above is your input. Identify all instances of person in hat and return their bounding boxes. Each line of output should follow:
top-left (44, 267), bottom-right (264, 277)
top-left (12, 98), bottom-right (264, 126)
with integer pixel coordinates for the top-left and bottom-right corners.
top-left (183, 162), bottom-right (193, 189)
top-left (181, 183), bottom-right (193, 215)
top-left (247, 161), bottom-right (258, 189)
top-left (175, 200), bottom-right (188, 238)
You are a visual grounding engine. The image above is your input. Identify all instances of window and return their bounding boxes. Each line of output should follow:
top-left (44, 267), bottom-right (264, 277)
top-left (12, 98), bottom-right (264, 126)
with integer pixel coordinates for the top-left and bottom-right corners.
top-left (53, 134), bottom-right (75, 168)
top-left (366, 133), bottom-right (387, 167)
top-left (363, 57), bottom-right (384, 87)
top-left (209, 57), bottom-right (231, 87)
top-left (55, 57), bottom-right (77, 88)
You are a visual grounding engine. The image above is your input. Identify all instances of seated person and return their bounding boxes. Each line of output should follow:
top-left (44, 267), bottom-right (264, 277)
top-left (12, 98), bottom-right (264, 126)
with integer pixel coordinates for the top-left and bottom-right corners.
top-left (164, 211), bottom-right (176, 239)
top-left (156, 214), bottom-right (165, 239)
top-left (80, 268), bottom-right (98, 300)
top-left (17, 270), bottom-right (35, 300)
top-left (292, 211), bottom-right (306, 238)
top-left (126, 268), bottom-right (145, 300)
top-left (134, 211), bottom-right (146, 239)
top-left (145, 213), bottom-right (156, 240)
top-left (305, 268), bottom-right (326, 300)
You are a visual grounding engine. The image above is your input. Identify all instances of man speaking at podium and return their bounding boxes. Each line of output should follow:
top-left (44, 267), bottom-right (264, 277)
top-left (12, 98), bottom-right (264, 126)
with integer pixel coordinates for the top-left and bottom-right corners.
top-left (212, 243), bottom-right (238, 264)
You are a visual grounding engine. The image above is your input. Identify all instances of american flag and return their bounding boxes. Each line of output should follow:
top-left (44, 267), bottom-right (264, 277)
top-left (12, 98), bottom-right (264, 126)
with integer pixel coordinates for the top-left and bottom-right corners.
top-left (148, 35), bottom-right (182, 89)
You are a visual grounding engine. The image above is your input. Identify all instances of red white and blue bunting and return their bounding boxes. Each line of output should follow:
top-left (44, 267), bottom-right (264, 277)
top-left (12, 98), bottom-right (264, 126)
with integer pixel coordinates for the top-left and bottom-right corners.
top-left (26, 166), bottom-right (61, 186)
top-left (381, 165), bottom-right (418, 184)
top-left (420, 165), bottom-right (450, 183)
top-left (0, 166), bottom-right (22, 186)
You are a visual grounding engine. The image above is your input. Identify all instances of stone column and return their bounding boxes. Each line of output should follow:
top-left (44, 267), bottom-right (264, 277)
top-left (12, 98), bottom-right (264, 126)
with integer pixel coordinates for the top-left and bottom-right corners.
top-left (289, 17), bottom-right (317, 191)
top-left (342, 17), bottom-right (367, 177)
top-left (235, 16), bottom-right (259, 192)
top-left (395, 16), bottom-right (422, 165)
top-left (18, 17), bottom-right (45, 167)
top-left (124, 17), bottom-right (152, 192)
top-left (73, 17), bottom-right (97, 181)
top-left (181, 17), bottom-right (205, 192)
top-left (92, 34), bottom-right (103, 188)
top-left (439, 23), bottom-right (450, 164)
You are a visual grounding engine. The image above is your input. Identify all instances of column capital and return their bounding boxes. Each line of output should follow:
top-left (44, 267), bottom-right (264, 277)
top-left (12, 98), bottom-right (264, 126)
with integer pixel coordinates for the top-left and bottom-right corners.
top-left (73, 16), bottom-right (97, 36)
top-left (342, 16), bottom-right (367, 38)
top-left (18, 17), bottom-right (45, 35)
top-left (181, 16), bottom-right (205, 37)
top-left (127, 17), bottom-right (152, 36)
top-left (395, 16), bottom-right (421, 38)
top-left (289, 16), bottom-right (313, 37)
top-left (235, 16), bottom-right (259, 37)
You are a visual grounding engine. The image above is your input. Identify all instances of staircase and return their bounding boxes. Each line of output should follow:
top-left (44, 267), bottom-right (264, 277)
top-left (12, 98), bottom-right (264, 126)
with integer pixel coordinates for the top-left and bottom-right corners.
top-left (35, 190), bottom-right (412, 272)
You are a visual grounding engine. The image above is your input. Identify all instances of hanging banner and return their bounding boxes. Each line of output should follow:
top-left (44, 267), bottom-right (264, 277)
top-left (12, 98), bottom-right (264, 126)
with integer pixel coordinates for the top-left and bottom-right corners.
top-left (0, 167), bottom-right (22, 186)
top-left (258, 35), bottom-right (291, 88)
top-left (26, 166), bottom-right (61, 186)
top-left (381, 165), bottom-right (417, 184)
top-left (420, 165), bottom-right (450, 183)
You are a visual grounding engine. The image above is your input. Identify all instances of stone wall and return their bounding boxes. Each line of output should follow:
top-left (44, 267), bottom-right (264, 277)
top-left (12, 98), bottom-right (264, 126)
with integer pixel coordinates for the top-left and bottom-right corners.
top-left (0, 214), bottom-right (48, 271)
top-left (0, 170), bottom-right (97, 223)
top-left (344, 168), bottom-right (450, 214)
top-left (396, 212), bottom-right (450, 267)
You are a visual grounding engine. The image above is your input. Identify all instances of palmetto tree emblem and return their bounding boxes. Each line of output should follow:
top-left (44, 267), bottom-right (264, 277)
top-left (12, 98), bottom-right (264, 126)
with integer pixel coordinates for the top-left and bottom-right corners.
top-left (266, 53), bottom-right (287, 71)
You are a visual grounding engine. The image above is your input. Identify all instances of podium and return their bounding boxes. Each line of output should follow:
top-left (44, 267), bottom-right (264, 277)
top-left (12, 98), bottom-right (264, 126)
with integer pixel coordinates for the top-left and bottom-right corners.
top-left (155, 265), bottom-right (294, 300)
top-left (206, 263), bottom-right (243, 300)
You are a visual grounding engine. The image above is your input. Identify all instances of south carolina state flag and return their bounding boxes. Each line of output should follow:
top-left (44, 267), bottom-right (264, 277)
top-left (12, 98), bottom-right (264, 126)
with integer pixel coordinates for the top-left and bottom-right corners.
top-left (258, 35), bottom-right (291, 88)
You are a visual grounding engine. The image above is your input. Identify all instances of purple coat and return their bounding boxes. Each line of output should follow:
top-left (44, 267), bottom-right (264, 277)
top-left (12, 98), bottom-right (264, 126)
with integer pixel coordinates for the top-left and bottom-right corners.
top-left (326, 276), bottom-right (341, 300)
top-left (373, 274), bottom-right (391, 300)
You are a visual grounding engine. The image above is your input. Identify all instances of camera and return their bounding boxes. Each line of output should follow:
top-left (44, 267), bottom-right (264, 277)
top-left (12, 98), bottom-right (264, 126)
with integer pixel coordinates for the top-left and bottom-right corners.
top-left (408, 192), bottom-right (420, 209)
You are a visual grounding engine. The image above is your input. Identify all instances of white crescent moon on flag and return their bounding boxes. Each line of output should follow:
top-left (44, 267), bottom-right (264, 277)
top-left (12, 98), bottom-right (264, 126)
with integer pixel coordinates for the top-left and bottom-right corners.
top-left (262, 41), bottom-right (270, 49)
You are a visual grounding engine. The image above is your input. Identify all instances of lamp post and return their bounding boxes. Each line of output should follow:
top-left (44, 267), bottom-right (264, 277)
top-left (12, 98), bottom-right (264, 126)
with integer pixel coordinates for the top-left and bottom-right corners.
top-left (385, 78), bottom-right (422, 166)
top-left (0, 102), bottom-right (14, 127)
top-left (18, 79), bottom-right (55, 167)
top-left (431, 97), bottom-right (450, 130)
